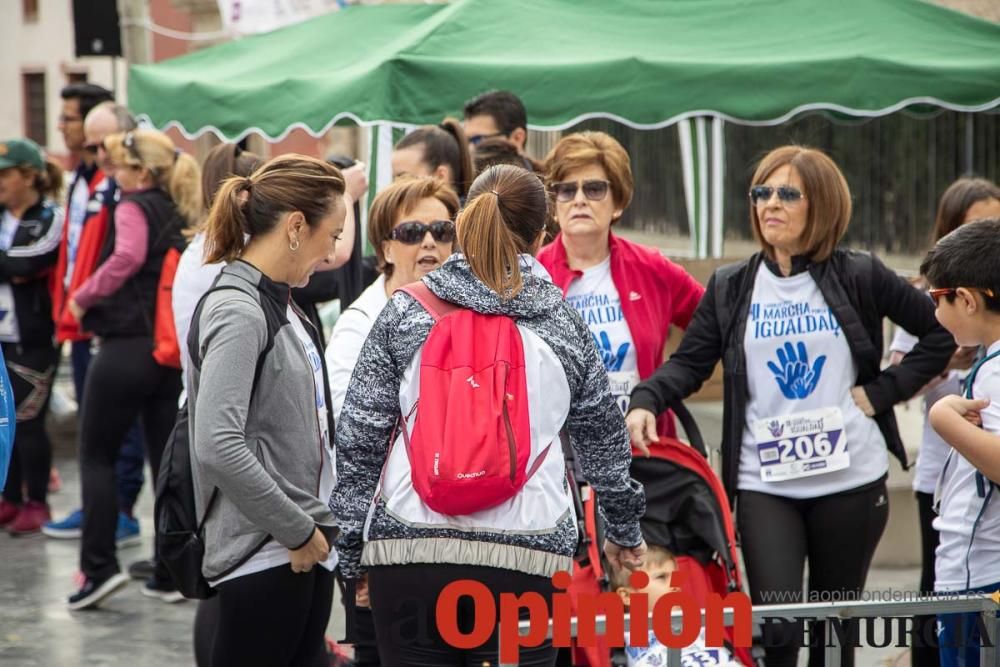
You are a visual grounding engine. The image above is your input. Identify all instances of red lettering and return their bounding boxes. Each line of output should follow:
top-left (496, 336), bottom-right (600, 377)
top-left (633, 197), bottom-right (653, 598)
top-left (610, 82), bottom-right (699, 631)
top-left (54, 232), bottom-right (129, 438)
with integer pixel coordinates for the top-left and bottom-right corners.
top-left (499, 592), bottom-right (549, 663)
top-left (436, 580), bottom-right (495, 649)
top-left (577, 591), bottom-right (626, 647)
top-left (652, 588), bottom-right (700, 648)
top-left (705, 590), bottom-right (753, 647)
top-left (628, 571), bottom-right (650, 647)
top-left (551, 570), bottom-right (573, 648)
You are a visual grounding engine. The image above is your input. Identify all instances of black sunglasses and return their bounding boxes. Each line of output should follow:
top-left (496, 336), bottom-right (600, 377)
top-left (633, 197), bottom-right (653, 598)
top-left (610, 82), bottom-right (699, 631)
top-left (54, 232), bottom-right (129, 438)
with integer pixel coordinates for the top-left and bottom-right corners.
top-left (749, 184), bottom-right (806, 205)
top-left (551, 179), bottom-right (610, 203)
top-left (390, 220), bottom-right (456, 245)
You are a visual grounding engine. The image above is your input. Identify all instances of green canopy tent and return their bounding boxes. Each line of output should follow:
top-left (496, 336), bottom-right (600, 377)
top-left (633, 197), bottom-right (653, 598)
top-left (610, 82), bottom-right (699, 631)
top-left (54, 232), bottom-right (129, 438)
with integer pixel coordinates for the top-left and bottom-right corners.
top-left (129, 0), bottom-right (1000, 257)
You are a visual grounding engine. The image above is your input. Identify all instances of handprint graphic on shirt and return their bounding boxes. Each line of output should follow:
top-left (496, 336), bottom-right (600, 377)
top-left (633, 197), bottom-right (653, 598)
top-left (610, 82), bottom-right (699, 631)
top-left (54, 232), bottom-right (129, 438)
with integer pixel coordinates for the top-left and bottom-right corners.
top-left (767, 341), bottom-right (826, 399)
top-left (594, 331), bottom-right (629, 372)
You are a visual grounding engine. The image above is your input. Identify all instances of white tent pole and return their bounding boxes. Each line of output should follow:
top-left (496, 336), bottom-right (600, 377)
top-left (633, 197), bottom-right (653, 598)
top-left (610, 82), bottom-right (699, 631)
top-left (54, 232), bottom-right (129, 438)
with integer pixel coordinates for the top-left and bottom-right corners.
top-left (678, 119), bottom-right (698, 257)
top-left (695, 117), bottom-right (709, 259)
top-left (710, 117), bottom-right (725, 259)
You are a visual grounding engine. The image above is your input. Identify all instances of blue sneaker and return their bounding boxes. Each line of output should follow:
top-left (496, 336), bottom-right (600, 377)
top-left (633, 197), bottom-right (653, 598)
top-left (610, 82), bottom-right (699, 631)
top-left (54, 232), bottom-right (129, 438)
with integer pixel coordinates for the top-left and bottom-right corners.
top-left (116, 513), bottom-right (142, 548)
top-left (42, 508), bottom-right (83, 539)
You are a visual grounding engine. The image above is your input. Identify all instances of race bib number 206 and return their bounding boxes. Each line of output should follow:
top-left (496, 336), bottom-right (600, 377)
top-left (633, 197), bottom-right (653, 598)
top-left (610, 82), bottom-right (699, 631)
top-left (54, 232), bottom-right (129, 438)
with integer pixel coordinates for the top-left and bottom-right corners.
top-left (753, 407), bottom-right (849, 482)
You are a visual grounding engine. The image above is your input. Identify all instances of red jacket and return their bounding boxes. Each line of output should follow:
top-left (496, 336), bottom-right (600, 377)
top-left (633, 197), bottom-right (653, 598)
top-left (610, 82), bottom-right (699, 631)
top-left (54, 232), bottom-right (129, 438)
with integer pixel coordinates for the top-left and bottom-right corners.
top-left (537, 231), bottom-right (705, 439)
top-left (50, 168), bottom-right (113, 343)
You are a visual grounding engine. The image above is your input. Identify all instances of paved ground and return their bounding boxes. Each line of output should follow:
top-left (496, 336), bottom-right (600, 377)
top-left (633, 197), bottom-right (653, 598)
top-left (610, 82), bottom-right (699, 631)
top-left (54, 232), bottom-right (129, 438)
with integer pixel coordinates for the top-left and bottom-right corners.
top-left (0, 392), bottom-right (924, 666)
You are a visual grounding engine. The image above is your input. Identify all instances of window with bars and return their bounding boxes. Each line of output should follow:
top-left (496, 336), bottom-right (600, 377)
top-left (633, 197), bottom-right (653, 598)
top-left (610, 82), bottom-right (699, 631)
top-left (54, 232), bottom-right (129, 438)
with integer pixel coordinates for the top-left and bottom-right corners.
top-left (23, 72), bottom-right (47, 146)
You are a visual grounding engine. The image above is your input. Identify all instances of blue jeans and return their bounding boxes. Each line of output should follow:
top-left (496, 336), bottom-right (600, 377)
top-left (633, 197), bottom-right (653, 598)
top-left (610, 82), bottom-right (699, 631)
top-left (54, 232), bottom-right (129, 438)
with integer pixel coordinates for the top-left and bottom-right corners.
top-left (937, 580), bottom-right (1000, 667)
top-left (70, 340), bottom-right (145, 515)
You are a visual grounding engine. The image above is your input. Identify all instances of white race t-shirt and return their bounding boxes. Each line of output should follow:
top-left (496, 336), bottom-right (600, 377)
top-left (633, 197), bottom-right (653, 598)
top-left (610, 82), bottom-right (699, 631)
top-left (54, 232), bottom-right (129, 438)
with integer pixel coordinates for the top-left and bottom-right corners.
top-left (212, 307), bottom-right (337, 585)
top-left (739, 264), bottom-right (888, 498)
top-left (934, 340), bottom-right (1000, 591)
top-left (566, 256), bottom-right (639, 415)
top-left (890, 327), bottom-right (964, 495)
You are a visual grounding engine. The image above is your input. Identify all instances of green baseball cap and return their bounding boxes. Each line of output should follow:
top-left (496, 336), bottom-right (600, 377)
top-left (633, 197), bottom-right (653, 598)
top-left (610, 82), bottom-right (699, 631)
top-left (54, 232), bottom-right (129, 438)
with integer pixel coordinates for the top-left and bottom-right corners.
top-left (0, 139), bottom-right (45, 171)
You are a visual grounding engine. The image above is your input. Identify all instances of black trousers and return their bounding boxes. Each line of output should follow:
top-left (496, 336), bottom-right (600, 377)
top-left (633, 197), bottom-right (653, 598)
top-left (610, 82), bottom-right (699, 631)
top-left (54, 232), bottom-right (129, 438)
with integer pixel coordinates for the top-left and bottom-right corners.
top-left (2, 342), bottom-right (58, 505)
top-left (737, 477), bottom-right (889, 667)
top-left (79, 336), bottom-right (180, 580)
top-left (212, 564), bottom-right (335, 667)
top-left (913, 490), bottom-right (941, 667)
top-left (368, 563), bottom-right (558, 667)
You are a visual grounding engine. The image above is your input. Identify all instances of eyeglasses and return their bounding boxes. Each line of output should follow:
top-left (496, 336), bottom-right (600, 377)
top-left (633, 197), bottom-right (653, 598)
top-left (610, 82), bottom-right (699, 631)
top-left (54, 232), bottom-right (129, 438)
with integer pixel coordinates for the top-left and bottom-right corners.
top-left (468, 132), bottom-right (504, 147)
top-left (749, 184), bottom-right (807, 206)
top-left (929, 286), bottom-right (997, 306)
top-left (58, 114), bottom-right (83, 124)
top-left (551, 179), bottom-right (611, 203)
top-left (83, 141), bottom-right (104, 154)
top-left (389, 220), bottom-right (456, 245)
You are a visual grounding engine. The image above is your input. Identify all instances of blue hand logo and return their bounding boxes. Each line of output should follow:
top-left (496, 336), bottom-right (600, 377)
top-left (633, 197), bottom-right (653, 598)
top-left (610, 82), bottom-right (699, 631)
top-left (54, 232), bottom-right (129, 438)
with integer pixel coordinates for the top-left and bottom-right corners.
top-left (594, 331), bottom-right (629, 372)
top-left (767, 341), bottom-right (826, 399)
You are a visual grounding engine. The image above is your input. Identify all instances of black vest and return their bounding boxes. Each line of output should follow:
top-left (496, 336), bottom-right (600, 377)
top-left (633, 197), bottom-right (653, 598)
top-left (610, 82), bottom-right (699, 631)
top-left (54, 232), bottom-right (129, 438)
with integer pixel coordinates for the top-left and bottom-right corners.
top-left (83, 188), bottom-right (186, 338)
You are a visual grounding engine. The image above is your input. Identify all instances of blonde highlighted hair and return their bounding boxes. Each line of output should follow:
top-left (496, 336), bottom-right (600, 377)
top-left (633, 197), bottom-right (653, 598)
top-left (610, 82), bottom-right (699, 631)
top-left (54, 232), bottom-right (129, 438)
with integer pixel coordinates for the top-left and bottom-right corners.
top-left (104, 129), bottom-right (202, 228)
top-left (458, 165), bottom-right (548, 299)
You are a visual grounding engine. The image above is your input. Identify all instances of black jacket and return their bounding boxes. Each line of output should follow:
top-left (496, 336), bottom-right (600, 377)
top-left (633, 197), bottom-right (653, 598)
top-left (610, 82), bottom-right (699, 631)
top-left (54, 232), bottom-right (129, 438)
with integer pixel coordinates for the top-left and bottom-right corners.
top-left (83, 188), bottom-right (186, 338)
top-left (629, 249), bottom-right (956, 501)
top-left (0, 199), bottom-right (63, 345)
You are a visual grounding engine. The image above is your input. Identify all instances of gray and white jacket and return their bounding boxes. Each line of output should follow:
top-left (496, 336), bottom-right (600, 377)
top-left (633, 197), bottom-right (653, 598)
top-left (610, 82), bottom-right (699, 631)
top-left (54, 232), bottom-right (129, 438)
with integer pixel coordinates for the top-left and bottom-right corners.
top-left (331, 255), bottom-right (645, 580)
top-left (188, 260), bottom-right (337, 581)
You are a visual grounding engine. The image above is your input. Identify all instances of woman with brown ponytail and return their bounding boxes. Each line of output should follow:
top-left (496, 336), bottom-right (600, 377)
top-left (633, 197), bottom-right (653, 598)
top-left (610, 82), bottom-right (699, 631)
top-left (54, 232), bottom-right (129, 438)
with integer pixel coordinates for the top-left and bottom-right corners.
top-left (332, 164), bottom-right (646, 665)
top-left (187, 155), bottom-right (345, 666)
top-left (391, 117), bottom-right (475, 201)
top-left (67, 128), bottom-right (201, 610)
top-left (0, 138), bottom-right (64, 535)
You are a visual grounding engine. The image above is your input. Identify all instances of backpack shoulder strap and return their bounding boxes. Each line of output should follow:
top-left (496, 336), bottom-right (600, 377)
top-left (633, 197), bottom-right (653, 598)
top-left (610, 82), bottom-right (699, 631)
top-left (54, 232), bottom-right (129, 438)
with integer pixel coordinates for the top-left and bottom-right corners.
top-left (397, 282), bottom-right (460, 322)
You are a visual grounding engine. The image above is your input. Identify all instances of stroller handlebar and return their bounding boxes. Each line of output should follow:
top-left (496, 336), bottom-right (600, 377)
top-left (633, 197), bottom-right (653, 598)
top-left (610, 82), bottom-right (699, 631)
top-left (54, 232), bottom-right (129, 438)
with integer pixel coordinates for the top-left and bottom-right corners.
top-left (664, 401), bottom-right (709, 459)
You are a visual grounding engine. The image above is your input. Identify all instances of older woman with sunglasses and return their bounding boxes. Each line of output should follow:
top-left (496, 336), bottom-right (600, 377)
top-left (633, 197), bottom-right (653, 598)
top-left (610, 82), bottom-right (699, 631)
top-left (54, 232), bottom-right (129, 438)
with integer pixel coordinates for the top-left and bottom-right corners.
top-left (325, 177), bottom-right (459, 421)
top-left (627, 145), bottom-right (955, 667)
top-left (537, 131), bottom-right (704, 442)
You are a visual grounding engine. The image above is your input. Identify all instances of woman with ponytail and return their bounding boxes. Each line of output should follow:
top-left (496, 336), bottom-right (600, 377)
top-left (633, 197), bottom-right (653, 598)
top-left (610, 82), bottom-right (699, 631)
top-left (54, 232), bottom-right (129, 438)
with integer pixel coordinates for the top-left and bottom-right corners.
top-left (332, 164), bottom-right (646, 665)
top-left (67, 128), bottom-right (201, 609)
top-left (391, 117), bottom-right (474, 201)
top-left (189, 154), bottom-right (345, 665)
top-left (0, 138), bottom-right (64, 535)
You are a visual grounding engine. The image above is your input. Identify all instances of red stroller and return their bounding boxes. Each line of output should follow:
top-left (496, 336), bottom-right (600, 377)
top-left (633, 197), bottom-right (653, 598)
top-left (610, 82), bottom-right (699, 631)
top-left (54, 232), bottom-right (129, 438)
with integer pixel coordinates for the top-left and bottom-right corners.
top-left (562, 401), bottom-right (753, 667)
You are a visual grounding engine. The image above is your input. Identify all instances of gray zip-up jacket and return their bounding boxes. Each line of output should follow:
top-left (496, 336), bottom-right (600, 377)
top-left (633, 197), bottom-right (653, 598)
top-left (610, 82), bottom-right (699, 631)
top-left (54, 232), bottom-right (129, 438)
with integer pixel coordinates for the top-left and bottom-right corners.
top-left (188, 260), bottom-right (337, 581)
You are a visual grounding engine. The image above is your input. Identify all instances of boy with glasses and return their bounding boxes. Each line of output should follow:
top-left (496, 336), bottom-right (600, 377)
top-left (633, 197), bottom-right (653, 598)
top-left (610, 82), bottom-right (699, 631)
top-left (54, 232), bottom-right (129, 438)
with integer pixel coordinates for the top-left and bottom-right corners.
top-left (922, 218), bottom-right (1000, 667)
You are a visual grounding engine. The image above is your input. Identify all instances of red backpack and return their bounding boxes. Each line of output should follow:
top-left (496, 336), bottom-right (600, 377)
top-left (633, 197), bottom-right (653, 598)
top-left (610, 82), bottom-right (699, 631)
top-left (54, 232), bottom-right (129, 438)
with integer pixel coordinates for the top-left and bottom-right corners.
top-left (397, 282), bottom-right (549, 516)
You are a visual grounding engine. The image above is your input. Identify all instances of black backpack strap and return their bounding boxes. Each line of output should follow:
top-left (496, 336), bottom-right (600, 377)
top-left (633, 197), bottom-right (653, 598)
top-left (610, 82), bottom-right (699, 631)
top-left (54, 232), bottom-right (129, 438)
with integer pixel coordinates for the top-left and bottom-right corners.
top-left (188, 280), bottom-right (277, 533)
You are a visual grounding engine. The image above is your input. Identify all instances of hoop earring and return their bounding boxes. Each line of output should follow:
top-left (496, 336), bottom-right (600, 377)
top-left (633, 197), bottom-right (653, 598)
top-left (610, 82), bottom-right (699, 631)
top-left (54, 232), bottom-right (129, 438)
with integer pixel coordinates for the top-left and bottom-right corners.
top-left (289, 238), bottom-right (300, 252)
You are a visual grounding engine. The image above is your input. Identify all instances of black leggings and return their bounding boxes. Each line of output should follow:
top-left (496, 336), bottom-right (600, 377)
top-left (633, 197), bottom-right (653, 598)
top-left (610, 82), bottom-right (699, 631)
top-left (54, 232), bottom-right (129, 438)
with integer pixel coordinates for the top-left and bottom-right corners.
top-left (368, 563), bottom-right (558, 667)
top-left (2, 343), bottom-right (58, 505)
top-left (737, 477), bottom-right (889, 667)
top-left (79, 336), bottom-right (180, 580)
top-left (913, 490), bottom-right (941, 667)
top-left (212, 564), bottom-right (335, 667)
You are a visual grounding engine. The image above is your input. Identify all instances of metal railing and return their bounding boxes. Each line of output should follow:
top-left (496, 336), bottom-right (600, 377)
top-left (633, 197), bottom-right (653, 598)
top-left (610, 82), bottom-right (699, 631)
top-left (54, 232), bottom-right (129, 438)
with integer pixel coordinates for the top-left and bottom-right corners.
top-left (498, 595), bottom-right (1000, 667)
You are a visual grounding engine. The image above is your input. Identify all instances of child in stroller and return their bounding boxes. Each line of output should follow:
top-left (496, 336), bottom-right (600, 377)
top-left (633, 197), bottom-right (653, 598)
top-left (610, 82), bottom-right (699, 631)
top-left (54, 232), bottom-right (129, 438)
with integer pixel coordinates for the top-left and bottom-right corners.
top-left (562, 401), bottom-right (753, 667)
